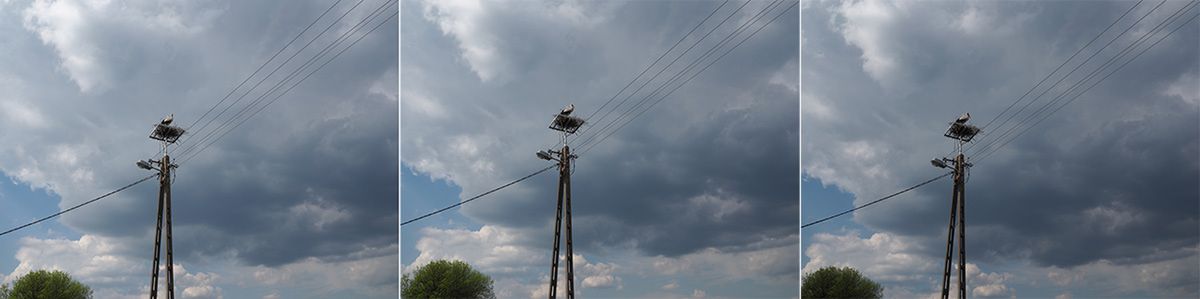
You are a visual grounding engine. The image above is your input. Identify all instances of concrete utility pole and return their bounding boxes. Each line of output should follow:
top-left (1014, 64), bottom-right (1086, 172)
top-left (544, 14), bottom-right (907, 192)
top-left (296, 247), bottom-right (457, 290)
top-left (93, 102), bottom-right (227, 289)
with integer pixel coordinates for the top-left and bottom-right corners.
top-left (538, 104), bottom-right (584, 299)
top-left (141, 114), bottom-right (184, 299)
top-left (932, 112), bottom-right (978, 299)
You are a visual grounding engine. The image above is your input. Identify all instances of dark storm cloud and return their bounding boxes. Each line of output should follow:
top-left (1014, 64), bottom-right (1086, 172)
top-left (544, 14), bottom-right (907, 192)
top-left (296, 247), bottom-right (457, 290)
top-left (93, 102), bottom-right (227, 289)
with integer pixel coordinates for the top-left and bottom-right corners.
top-left (803, 0), bottom-right (1197, 271)
top-left (402, 0), bottom-right (797, 258)
top-left (1, 0), bottom-right (396, 268)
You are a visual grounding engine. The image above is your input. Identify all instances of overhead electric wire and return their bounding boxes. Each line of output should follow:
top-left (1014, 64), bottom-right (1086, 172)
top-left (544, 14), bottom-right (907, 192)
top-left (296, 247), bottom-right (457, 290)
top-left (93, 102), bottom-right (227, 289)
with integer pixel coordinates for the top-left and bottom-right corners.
top-left (580, 1), bottom-right (798, 154)
top-left (0, 174), bottom-right (158, 237)
top-left (569, 0), bottom-right (752, 148)
top-left (177, 0), bottom-right (359, 154)
top-left (583, 0), bottom-right (795, 152)
top-left (570, 0), bottom-right (732, 144)
top-left (801, 172), bottom-right (952, 229)
top-left (178, 1), bottom-right (398, 165)
top-left (175, 0), bottom-right (372, 159)
top-left (966, 0), bottom-right (1166, 154)
top-left (180, 3), bottom-right (398, 165)
top-left (975, 3), bottom-right (1200, 163)
top-left (401, 165), bottom-right (558, 226)
top-left (178, 0), bottom-right (349, 143)
top-left (1, 2), bottom-right (395, 238)
top-left (573, 0), bottom-right (772, 150)
top-left (968, 0), bottom-right (1144, 145)
top-left (971, 0), bottom-right (1196, 161)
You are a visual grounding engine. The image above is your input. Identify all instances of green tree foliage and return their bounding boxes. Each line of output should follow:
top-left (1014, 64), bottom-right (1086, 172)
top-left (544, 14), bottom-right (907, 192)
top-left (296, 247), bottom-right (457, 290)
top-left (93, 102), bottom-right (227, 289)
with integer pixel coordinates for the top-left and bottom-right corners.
top-left (402, 259), bottom-right (495, 299)
top-left (801, 266), bottom-right (884, 299)
top-left (2, 270), bottom-right (92, 299)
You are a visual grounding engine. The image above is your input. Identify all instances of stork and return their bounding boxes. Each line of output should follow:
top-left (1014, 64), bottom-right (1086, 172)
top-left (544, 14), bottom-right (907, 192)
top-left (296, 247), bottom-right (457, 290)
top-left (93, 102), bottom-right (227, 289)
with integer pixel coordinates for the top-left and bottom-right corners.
top-left (161, 113), bottom-right (174, 125)
top-left (560, 104), bottom-right (574, 116)
top-left (955, 112), bottom-right (970, 123)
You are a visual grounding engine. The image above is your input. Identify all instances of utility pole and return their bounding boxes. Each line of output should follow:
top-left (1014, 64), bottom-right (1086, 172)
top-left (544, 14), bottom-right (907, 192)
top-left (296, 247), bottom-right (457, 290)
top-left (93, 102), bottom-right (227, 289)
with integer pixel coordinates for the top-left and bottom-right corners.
top-left (538, 104), bottom-right (583, 299)
top-left (932, 112), bottom-right (978, 299)
top-left (140, 114), bottom-right (184, 299)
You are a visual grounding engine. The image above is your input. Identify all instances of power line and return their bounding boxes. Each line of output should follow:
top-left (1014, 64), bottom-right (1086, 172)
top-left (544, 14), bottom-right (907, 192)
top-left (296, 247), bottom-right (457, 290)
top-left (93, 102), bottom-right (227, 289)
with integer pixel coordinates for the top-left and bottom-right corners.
top-left (579, 0), bottom-right (791, 153)
top-left (178, 1), bottom-right (398, 165)
top-left (146, 0), bottom-right (354, 162)
top-left (569, 0), bottom-right (753, 148)
top-left (975, 5), bottom-right (1200, 163)
top-left (0, 1), bottom-right (395, 241)
top-left (581, 0), bottom-right (798, 154)
top-left (573, 0), bottom-right (774, 150)
top-left (401, 165), bottom-right (557, 226)
top-left (969, 0), bottom-right (1144, 143)
top-left (574, 0), bottom-right (732, 135)
top-left (1, 174), bottom-right (158, 237)
top-left (802, 172), bottom-right (952, 229)
top-left (967, 0), bottom-right (1169, 155)
top-left (179, 0), bottom-right (349, 140)
top-left (972, 1), bottom-right (1197, 161)
top-left (175, 0), bottom-right (373, 159)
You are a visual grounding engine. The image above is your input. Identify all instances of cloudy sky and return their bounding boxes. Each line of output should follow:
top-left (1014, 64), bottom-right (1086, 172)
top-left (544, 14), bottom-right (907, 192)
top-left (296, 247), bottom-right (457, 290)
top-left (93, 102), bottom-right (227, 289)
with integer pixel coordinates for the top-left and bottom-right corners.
top-left (802, 0), bottom-right (1198, 298)
top-left (6, 0), bottom-right (1194, 298)
top-left (401, 0), bottom-right (797, 298)
top-left (0, 0), bottom-right (397, 298)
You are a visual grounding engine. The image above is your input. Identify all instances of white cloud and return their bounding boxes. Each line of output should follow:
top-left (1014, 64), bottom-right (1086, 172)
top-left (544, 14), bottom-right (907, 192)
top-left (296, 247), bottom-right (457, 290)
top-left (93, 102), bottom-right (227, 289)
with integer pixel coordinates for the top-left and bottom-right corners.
top-left (21, 0), bottom-right (218, 93)
top-left (176, 265), bottom-right (222, 299)
top-left (1164, 71), bottom-right (1199, 106)
top-left (401, 91), bottom-right (448, 119)
top-left (801, 92), bottom-right (836, 121)
top-left (3, 235), bottom-right (394, 298)
top-left (803, 231), bottom-right (933, 282)
top-left (686, 192), bottom-right (749, 222)
top-left (286, 192), bottom-right (350, 232)
top-left (0, 99), bottom-right (48, 128)
top-left (834, 0), bottom-right (904, 88)
top-left (408, 225), bottom-right (662, 296)
top-left (662, 281), bottom-right (678, 290)
top-left (967, 263), bottom-right (1011, 298)
top-left (1081, 201), bottom-right (1144, 235)
top-left (577, 255), bottom-right (620, 289)
top-left (402, 1), bottom-right (797, 297)
top-left (770, 59), bottom-right (800, 94)
top-left (804, 139), bottom-right (899, 201)
top-left (648, 236), bottom-right (799, 284)
top-left (407, 225), bottom-right (541, 276)
top-left (1039, 248), bottom-right (1199, 297)
top-left (420, 0), bottom-right (496, 81)
top-left (803, 231), bottom-right (1016, 298)
top-left (6, 235), bottom-right (138, 285)
top-left (369, 68), bottom-right (399, 103)
top-left (3, 235), bottom-right (222, 298)
top-left (243, 244), bottom-right (398, 297)
top-left (418, 0), bottom-right (605, 82)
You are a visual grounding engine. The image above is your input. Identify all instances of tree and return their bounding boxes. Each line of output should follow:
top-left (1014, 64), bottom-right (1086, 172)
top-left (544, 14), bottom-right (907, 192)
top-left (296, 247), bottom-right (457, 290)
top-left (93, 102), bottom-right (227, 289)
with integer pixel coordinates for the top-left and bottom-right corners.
top-left (402, 259), bottom-right (495, 299)
top-left (2, 270), bottom-right (93, 299)
top-left (801, 266), bottom-right (884, 299)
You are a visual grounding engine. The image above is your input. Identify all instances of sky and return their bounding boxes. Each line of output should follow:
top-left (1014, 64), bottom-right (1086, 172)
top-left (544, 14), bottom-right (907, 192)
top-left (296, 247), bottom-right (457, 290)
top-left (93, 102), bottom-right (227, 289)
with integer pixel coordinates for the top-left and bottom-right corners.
top-left (400, 0), bottom-right (799, 298)
top-left (2, 1), bottom-right (1196, 298)
top-left (0, 0), bottom-right (398, 298)
top-left (802, 0), bottom-right (1198, 298)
